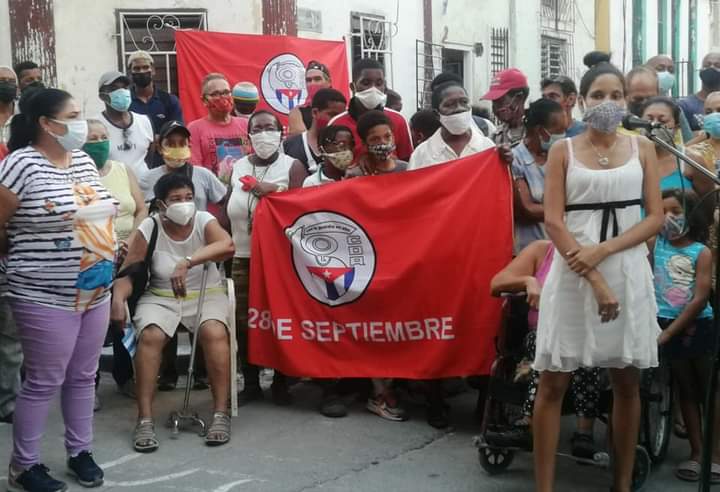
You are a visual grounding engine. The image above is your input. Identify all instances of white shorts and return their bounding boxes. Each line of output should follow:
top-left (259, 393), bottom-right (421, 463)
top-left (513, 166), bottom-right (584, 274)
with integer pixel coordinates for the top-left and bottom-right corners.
top-left (134, 290), bottom-right (229, 338)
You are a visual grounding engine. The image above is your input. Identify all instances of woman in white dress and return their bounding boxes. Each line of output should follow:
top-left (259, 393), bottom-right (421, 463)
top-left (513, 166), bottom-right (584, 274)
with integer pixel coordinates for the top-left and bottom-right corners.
top-left (533, 57), bottom-right (663, 492)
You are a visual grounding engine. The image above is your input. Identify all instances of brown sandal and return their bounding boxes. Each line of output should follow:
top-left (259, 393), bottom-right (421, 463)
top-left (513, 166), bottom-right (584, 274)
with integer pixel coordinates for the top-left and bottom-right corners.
top-left (133, 418), bottom-right (159, 453)
top-left (204, 412), bottom-right (231, 446)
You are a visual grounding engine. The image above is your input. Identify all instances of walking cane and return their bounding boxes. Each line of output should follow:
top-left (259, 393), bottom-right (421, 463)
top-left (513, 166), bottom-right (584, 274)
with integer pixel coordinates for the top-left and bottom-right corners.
top-left (167, 262), bottom-right (210, 437)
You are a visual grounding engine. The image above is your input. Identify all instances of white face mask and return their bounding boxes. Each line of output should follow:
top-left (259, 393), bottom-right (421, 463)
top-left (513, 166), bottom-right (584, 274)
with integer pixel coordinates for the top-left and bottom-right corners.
top-left (49, 119), bottom-right (88, 151)
top-left (355, 87), bottom-right (387, 110)
top-left (164, 201), bottom-right (196, 226)
top-left (438, 110), bottom-right (472, 135)
top-left (250, 131), bottom-right (282, 159)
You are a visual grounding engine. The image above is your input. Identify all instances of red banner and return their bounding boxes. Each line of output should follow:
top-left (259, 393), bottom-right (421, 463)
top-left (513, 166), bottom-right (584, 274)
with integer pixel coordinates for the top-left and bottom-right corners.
top-left (248, 150), bottom-right (513, 378)
top-left (175, 31), bottom-right (350, 125)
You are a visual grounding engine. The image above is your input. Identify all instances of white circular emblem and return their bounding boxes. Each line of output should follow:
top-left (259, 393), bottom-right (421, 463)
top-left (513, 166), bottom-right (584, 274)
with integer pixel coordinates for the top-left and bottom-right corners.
top-left (260, 53), bottom-right (307, 115)
top-left (286, 212), bottom-right (376, 307)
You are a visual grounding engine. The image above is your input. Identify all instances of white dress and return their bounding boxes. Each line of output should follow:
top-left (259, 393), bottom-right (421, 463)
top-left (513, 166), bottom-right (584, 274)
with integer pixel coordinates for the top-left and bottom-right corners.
top-left (534, 137), bottom-right (660, 372)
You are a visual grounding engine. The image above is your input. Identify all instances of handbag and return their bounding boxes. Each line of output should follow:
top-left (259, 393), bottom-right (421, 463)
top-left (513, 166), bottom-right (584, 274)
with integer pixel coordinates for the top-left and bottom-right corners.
top-left (117, 216), bottom-right (160, 316)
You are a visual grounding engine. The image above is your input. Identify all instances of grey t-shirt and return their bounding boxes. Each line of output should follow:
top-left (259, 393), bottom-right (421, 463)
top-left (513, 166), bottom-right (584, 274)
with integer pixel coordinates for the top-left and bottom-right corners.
top-left (140, 165), bottom-right (227, 212)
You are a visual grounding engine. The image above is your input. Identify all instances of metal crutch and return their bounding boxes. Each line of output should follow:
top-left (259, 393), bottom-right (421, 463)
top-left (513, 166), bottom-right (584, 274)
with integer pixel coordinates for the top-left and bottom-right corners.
top-left (167, 263), bottom-right (210, 438)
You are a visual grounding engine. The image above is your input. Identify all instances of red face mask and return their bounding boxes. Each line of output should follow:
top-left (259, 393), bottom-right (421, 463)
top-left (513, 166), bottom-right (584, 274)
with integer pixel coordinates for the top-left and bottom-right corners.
top-left (305, 84), bottom-right (323, 106)
top-left (315, 115), bottom-right (330, 132)
top-left (207, 95), bottom-right (234, 115)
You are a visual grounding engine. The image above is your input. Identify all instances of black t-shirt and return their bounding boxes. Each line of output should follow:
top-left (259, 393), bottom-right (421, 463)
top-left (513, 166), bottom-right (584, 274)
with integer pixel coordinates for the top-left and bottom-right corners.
top-left (300, 106), bottom-right (314, 131)
top-left (282, 132), bottom-right (322, 171)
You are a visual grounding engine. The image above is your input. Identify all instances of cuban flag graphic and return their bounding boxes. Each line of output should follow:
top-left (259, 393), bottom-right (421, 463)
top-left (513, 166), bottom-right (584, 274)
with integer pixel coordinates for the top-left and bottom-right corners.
top-left (307, 266), bottom-right (355, 301)
top-left (276, 88), bottom-right (303, 110)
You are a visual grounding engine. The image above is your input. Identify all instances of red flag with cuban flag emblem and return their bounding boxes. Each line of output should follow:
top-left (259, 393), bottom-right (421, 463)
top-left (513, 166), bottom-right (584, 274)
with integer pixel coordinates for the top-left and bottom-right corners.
top-left (175, 31), bottom-right (350, 126)
top-left (248, 149), bottom-right (513, 378)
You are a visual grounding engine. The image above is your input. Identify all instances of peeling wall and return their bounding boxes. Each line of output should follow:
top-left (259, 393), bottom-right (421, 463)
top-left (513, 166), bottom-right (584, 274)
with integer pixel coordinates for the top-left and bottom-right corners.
top-left (262, 0), bottom-right (297, 35)
top-left (9, 0), bottom-right (57, 85)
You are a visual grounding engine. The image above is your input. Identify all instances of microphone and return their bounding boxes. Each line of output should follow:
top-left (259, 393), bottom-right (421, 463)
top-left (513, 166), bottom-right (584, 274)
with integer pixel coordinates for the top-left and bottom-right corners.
top-left (622, 114), bottom-right (662, 131)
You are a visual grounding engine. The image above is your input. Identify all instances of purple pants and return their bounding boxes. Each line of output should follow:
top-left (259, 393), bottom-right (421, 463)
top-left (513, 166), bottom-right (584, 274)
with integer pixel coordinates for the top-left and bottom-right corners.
top-left (10, 299), bottom-right (109, 469)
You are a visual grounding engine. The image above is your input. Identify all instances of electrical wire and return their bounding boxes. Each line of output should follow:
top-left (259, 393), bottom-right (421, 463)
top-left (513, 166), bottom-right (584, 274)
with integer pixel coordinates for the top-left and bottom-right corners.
top-left (573, 0), bottom-right (596, 39)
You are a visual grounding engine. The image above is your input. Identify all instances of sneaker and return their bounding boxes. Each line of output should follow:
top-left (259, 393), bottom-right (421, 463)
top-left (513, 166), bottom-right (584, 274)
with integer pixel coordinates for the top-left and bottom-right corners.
top-left (237, 386), bottom-right (264, 407)
top-left (484, 426), bottom-right (533, 450)
top-left (192, 376), bottom-right (210, 390)
top-left (319, 395), bottom-right (348, 418)
top-left (426, 400), bottom-right (449, 429)
top-left (570, 432), bottom-right (597, 460)
top-left (67, 451), bottom-right (104, 488)
top-left (157, 376), bottom-right (177, 392)
top-left (8, 463), bottom-right (68, 492)
top-left (366, 395), bottom-right (408, 422)
top-left (271, 382), bottom-right (293, 406)
top-left (117, 380), bottom-right (136, 399)
top-left (93, 395), bottom-right (101, 412)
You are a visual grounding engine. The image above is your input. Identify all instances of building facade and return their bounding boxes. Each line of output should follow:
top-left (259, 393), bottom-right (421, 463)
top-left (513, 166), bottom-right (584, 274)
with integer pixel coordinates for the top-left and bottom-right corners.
top-left (599, 0), bottom-right (717, 97)
top-left (0, 0), bottom-right (715, 120)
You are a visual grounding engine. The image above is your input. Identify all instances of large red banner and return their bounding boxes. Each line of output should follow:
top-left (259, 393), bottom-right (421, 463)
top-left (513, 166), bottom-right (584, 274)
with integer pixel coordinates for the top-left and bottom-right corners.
top-left (248, 150), bottom-right (513, 379)
top-left (175, 31), bottom-right (350, 125)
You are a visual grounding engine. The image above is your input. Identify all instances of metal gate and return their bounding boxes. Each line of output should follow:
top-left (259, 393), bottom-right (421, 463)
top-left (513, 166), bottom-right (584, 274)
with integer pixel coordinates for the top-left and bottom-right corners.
top-left (675, 59), bottom-right (696, 98)
top-left (415, 40), bottom-right (443, 110)
top-left (115, 10), bottom-right (207, 95)
top-left (490, 28), bottom-right (509, 76)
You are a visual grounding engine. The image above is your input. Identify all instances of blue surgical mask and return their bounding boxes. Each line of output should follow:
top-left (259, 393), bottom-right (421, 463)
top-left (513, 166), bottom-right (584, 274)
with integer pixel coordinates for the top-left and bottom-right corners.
top-left (105, 88), bottom-right (132, 112)
top-left (49, 119), bottom-right (88, 151)
top-left (703, 112), bottom-right (720, 139)
top-left (657, 71), bottom-right (675, 94)
top-left (540, 130), bottom-right (566, 152)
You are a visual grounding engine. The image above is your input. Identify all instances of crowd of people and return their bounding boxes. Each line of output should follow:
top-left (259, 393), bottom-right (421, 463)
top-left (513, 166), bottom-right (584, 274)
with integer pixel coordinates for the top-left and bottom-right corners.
top-left (0, 45), bottom-right (720, 492)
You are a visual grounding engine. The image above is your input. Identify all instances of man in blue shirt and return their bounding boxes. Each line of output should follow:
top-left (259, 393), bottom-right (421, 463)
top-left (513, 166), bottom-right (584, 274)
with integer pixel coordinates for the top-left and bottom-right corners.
top-left (128, 51), bottom-right (184, 168)
top-left (540, 75), bottom-right (586, 137)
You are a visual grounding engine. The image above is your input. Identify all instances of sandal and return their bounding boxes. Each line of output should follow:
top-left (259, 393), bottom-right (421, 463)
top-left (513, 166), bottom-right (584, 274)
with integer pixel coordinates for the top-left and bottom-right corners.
top-left (674, 421), bottom-right (688, 439)
top-left (675, 460), bottom-right (701, 482)
top-left (712, 463), bottom-right (720, 484)
top-left (133, 418), bottom-right (159, 453)
top-left (204, 412), bottom-right (231, 447)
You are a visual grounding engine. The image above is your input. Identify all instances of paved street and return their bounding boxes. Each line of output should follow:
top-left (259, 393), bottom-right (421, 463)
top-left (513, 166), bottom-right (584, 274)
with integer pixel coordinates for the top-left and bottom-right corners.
top-left (0, 366), bottom-right (705, 492)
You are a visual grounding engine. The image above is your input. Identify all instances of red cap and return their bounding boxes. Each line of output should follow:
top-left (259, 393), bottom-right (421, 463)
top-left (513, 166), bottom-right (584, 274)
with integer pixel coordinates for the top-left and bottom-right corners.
top-left (482, 68), bottom-right (529, 100)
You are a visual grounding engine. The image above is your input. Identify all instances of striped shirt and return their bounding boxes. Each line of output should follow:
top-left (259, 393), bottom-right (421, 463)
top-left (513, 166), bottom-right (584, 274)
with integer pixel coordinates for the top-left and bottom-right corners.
top-left (0, 147), bottom-right (117, 311)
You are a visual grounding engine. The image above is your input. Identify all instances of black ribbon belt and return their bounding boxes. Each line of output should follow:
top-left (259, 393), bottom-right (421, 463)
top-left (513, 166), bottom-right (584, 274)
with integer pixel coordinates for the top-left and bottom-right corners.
top-left (565, 199), bottom-right (643, 242)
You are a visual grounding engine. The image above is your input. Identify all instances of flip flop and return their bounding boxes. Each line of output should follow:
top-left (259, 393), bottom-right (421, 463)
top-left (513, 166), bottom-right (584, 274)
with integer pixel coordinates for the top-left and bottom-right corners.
top-left (676, 460), bottom-right (701, 482)
top-left (712, 463), bottom-right (720, 484)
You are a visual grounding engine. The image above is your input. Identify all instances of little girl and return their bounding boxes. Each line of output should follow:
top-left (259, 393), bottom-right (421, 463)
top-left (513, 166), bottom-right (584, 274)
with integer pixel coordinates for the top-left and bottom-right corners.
top-left (653, 188), bottom-right (717, 482)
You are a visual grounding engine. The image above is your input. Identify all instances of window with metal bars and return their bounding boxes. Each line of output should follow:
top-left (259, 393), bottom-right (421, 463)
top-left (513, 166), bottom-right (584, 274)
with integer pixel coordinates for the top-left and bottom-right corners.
top-left (541, 35), bottom-right (568, 79)
top-left (490, 28), bottom-right (509, 77)
top-left (116, 10), bottom-right (207, 95)
top-left (350, 13), bottom-right (388, 68)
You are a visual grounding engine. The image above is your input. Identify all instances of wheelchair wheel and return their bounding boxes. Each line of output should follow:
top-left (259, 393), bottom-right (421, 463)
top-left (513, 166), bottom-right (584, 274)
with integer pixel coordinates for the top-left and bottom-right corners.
top-left (478, 447), bottom-right (515, 475)
top-left (631, 445), bottom-right (651, 491)
top-left (640, 365), bottom-right (673, 464)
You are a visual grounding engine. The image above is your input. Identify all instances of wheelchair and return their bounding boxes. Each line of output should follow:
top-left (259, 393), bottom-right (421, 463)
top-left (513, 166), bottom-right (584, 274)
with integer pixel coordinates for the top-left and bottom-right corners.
top-left (473, 295), bottom-right (673, 491)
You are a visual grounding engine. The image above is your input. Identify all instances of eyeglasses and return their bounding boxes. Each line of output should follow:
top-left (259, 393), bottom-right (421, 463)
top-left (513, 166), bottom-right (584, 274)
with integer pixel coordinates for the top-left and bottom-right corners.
top-left (205, 90), bottom-right (232, 98)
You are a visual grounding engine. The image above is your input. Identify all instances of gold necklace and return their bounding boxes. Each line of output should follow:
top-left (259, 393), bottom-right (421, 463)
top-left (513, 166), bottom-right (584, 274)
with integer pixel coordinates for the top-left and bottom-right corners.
top-left (586, 134), bottom-right (618, 167)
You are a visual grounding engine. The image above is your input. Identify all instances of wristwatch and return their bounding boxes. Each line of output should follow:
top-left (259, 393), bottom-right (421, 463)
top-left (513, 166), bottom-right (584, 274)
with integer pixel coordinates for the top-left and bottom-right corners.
top-left (276, 185), bottom-right (288, 193)
top-left (184, 256), bottom-right (193, 268)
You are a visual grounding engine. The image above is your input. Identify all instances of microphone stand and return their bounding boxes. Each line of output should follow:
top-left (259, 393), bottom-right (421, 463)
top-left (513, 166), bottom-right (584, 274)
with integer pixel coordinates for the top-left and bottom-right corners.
top-left (648, 132), bottom-right (720, 492)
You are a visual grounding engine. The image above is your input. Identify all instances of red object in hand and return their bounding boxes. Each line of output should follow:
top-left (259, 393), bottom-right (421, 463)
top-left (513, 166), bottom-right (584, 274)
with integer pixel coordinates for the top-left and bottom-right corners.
top-left (240, 175), bottom-right (258, 191)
